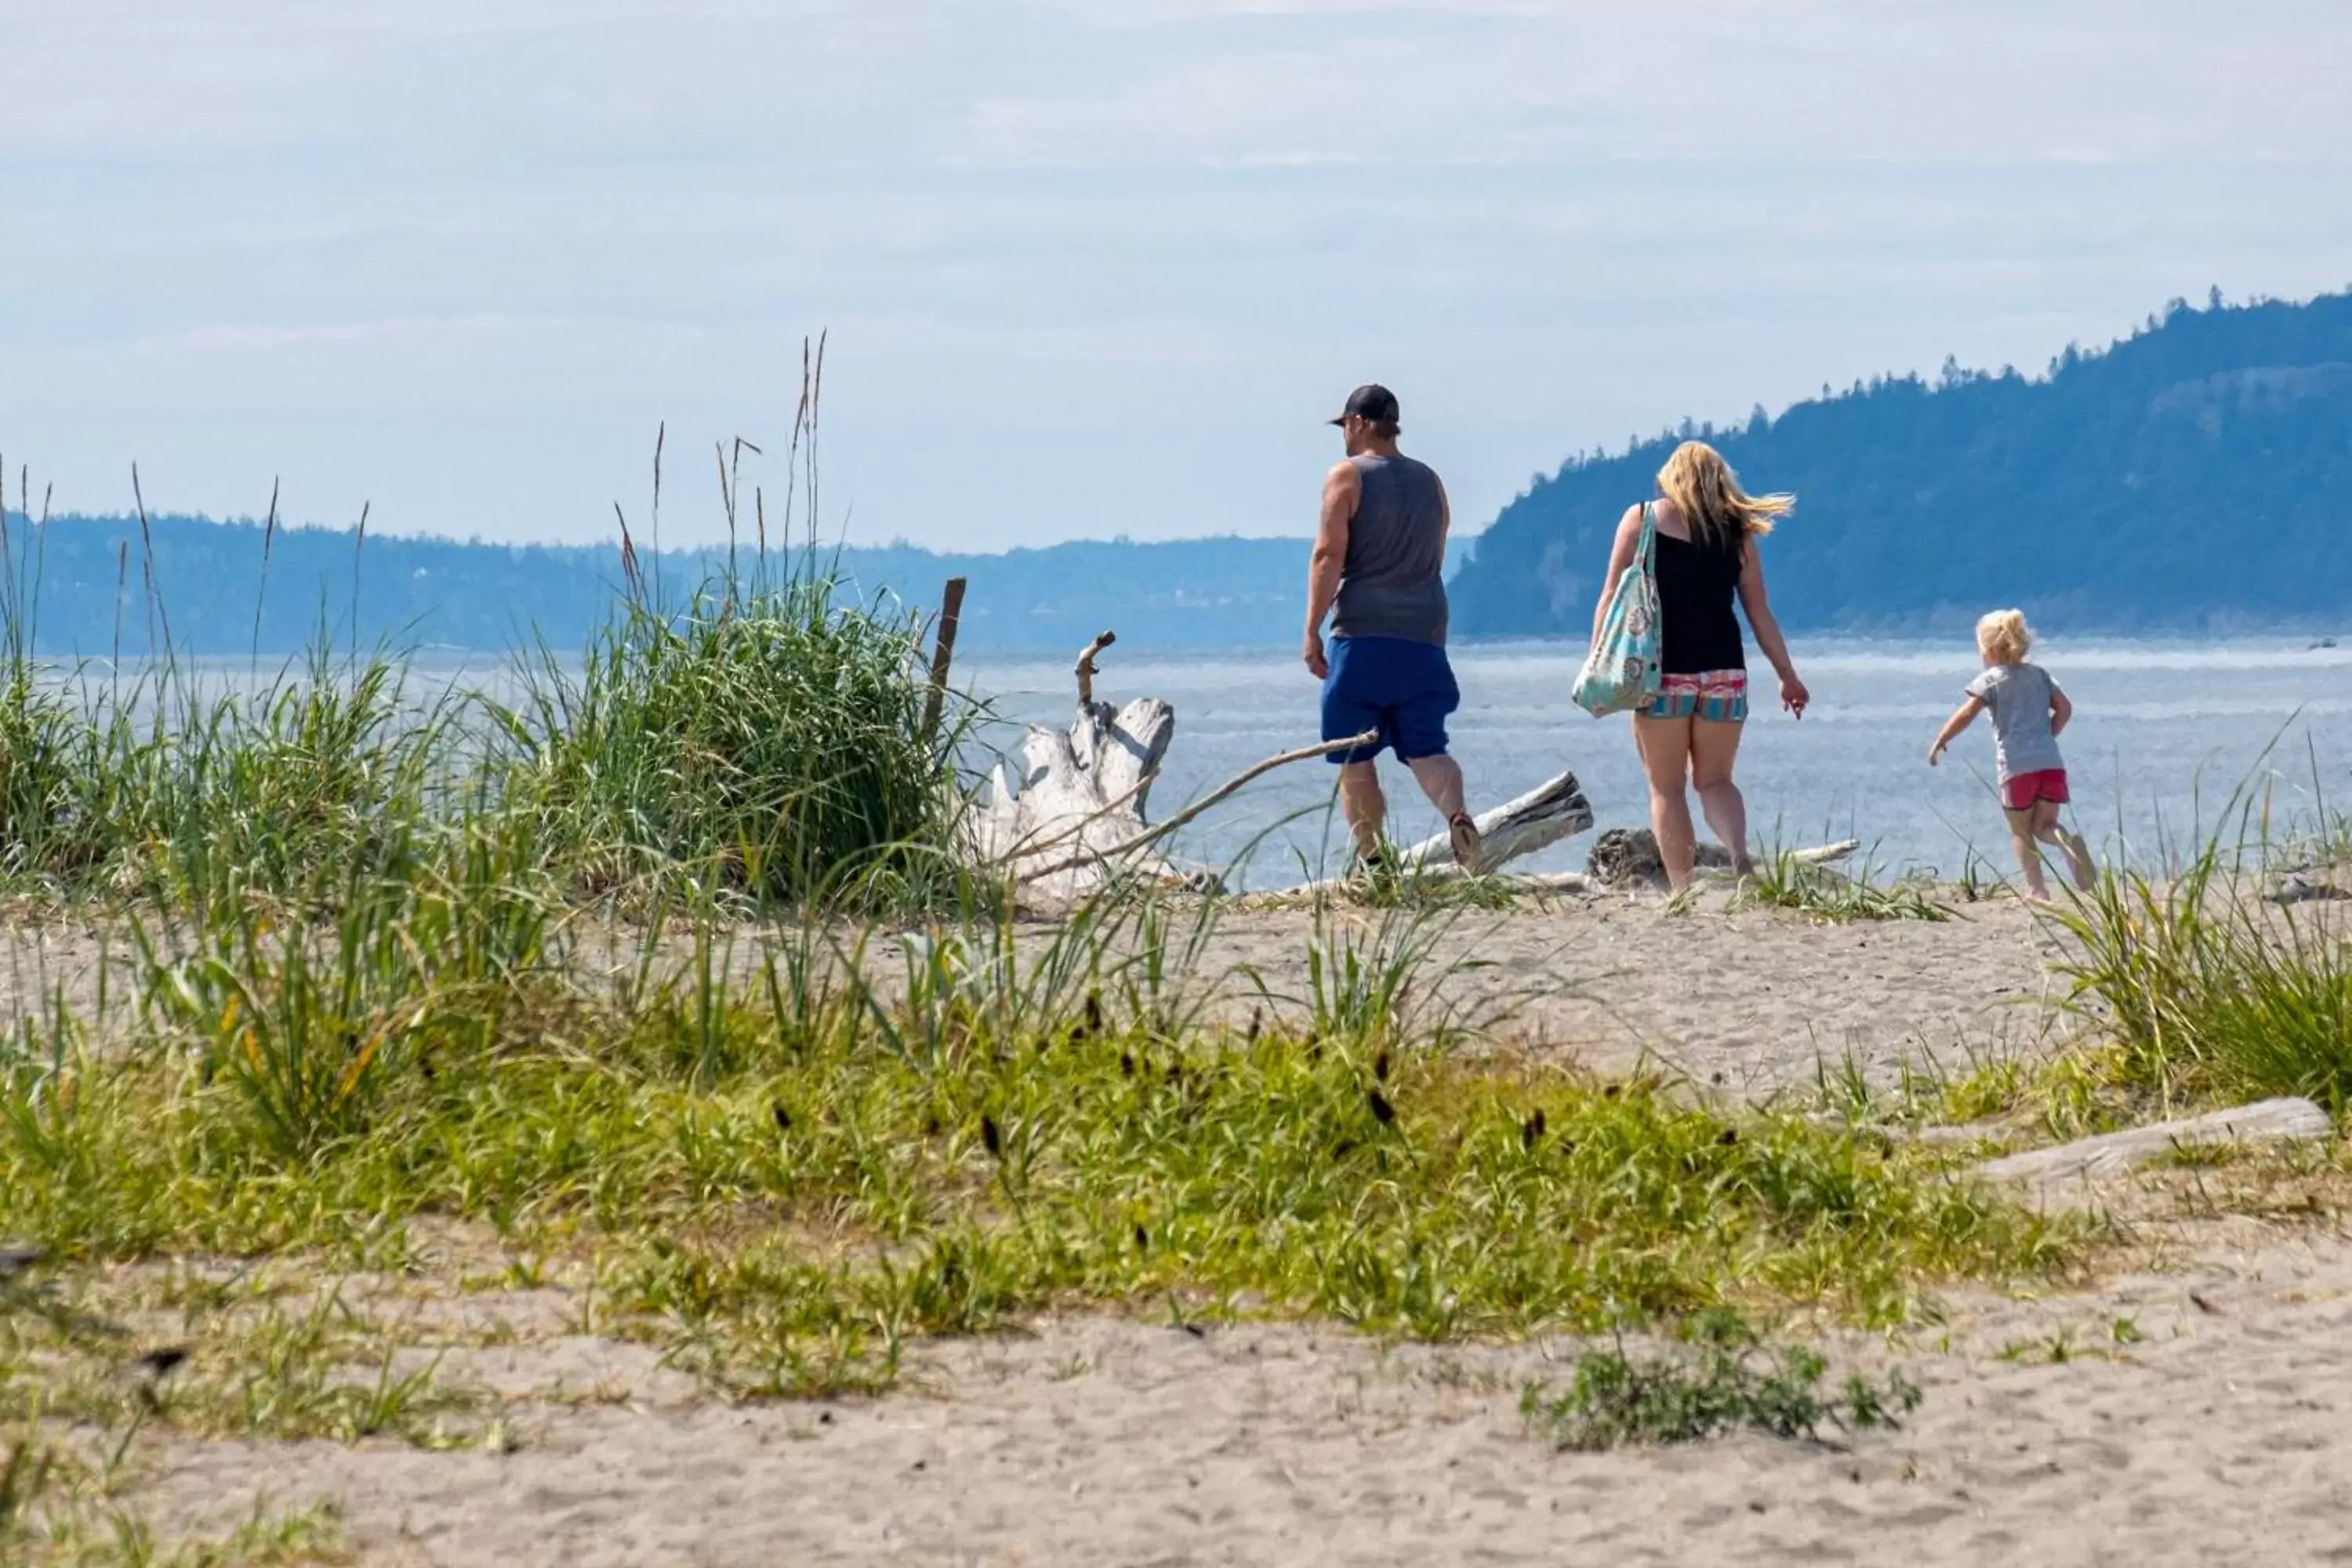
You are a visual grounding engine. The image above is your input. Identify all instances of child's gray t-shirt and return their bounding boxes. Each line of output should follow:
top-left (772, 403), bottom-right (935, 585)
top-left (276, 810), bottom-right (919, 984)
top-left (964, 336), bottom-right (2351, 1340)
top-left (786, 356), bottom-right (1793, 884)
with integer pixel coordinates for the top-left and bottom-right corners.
top-left (1965, 662), bottom-right (2065, 781)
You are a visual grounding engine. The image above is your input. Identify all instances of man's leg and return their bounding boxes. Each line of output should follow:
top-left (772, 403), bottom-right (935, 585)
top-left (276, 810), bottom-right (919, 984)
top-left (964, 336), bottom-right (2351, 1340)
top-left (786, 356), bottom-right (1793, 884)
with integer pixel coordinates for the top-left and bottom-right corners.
top-left (1393, 647), bottom-right (1482, 868)
top-left (1339, 760), bottom-right (1388, 858)
top-left (1321, 639), bottom-right (1388, 859)
top-left (1404, 753), bottom-right (1467, 820)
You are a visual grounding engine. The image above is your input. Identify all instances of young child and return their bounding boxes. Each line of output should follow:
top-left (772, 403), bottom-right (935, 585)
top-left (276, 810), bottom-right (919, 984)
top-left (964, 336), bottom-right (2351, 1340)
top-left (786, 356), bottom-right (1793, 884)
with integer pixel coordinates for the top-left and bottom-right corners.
top-left (1927, 609), bottom-right (2096, 900)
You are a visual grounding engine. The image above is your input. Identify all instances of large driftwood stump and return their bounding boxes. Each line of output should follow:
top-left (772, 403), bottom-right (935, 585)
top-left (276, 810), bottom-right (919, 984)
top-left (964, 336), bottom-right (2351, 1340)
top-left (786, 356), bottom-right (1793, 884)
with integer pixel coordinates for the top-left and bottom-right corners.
top-left (1971, 1098), bottom-right (2333, 1204)
top-left (968, 633), bottom-right (1192, 905)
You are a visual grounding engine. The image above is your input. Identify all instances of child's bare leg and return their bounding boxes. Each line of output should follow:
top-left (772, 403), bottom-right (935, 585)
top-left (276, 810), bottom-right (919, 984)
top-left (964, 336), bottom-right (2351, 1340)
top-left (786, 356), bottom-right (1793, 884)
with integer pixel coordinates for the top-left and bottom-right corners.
top-left (2030, 801), bottom-right (2096, 890)
top-left (2005, 807), bottom-right (2051, 899)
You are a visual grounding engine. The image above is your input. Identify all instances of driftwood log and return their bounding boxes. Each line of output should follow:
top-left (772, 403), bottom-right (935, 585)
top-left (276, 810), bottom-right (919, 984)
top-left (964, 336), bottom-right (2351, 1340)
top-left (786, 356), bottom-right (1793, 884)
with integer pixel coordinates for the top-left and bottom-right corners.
top-left (968, 632), bottom-right (1599, 906)
top-left (1401, 772), bottom-right (1593, 871)
top-left (967, 633), bottom-right (1189, 905)
top-left (1970, 1097), bottom-right (2333, 1205)
top-left (1586, 827), bottom-right (1860, 889)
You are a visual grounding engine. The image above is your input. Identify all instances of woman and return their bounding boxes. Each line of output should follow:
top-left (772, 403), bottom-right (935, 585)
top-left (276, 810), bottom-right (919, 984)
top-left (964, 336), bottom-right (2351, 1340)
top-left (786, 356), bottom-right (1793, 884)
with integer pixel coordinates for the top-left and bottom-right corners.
top-left (1590, 441), bottom-right (1809, 891)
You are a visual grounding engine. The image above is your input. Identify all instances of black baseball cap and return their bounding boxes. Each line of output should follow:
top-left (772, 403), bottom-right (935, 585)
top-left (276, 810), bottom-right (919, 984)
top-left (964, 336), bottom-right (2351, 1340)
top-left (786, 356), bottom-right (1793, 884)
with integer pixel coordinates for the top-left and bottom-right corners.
top-left (1328, 383), bottom-right (1400, 427)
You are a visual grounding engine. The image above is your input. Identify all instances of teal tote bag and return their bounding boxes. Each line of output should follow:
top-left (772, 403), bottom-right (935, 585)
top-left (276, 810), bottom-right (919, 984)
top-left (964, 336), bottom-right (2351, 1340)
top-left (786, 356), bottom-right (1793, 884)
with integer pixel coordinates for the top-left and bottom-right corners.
top-left (1570, 502), bottom-right (1663, 717)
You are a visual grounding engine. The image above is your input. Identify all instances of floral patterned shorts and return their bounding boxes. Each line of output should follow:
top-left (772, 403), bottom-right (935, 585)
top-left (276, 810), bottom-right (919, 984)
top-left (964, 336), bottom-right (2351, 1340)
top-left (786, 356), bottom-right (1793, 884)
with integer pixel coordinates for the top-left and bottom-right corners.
top-left (1646, 669), bottom-right (1748, 724)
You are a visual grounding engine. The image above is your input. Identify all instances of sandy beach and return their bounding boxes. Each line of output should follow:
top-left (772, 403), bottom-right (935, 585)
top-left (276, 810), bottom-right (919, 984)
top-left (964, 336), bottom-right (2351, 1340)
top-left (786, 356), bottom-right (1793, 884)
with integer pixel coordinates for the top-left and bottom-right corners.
top-left (1186, 889), bottom-right (2075, 1098)
top-left (134, 1185), bottom-right (2352, 1566)
top-left (12, 884), bottom-right (2343, 1566)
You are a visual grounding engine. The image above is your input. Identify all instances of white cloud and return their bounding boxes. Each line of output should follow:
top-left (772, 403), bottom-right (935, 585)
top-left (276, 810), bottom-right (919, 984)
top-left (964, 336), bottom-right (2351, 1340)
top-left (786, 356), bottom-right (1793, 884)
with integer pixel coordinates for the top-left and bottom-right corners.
top-left (0, 0), bottom-right (2347, 547)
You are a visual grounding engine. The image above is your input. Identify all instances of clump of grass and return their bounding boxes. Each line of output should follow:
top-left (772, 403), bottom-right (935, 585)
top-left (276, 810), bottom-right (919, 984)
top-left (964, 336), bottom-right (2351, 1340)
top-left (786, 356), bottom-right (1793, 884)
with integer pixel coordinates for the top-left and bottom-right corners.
top-left (2048, 826), bottom-right (2352, 1114)
top-left (1327, 848), bottom-right (1526, 913)
top-left (133, 810), bottom-right (564, 1158)
top-left (151, 652), bottom-right (452, 912)
top-left (0, 648), bottom-right (449, 909)
top-left (506, 569), bottom-right (964, 908)
top-left (0, 670), bottom-right (110, 884)
top-left (1734, 851), bottom-right (1949, 924)
top-left (1519, 1312), bottom-right (1922, 1450)
top-left (1282, 897), bottom-right (1503, 1051)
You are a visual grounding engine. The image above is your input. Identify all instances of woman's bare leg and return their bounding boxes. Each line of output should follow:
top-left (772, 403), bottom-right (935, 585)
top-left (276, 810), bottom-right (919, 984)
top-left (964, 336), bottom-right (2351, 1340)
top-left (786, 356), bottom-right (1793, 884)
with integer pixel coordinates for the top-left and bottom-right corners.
top-left (1689, 717), bottom-right (1751, 874)
top-left (1634, 713), bottom-right (1699, 890)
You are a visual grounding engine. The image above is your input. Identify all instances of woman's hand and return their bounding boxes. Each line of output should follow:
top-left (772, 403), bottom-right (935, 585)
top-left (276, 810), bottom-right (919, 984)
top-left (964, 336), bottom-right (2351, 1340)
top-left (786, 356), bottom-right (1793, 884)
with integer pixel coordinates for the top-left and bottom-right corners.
top-left (1926, 740), bottom-right (1945, 767)
top-left (1779, 673), bottom-right (1809, 719)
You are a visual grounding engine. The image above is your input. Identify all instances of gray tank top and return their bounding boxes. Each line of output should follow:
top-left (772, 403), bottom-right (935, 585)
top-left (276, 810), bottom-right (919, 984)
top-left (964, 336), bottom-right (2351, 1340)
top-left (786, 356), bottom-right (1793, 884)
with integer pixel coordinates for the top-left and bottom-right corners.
top-left (1331, 454), bottom-right (1447, 644)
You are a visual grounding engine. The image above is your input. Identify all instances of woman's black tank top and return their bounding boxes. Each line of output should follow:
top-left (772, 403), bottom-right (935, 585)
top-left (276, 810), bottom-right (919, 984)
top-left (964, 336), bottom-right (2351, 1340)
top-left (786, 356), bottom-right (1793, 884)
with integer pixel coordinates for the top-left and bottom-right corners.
top-left (1653, 528), bottom-right (1745, 675)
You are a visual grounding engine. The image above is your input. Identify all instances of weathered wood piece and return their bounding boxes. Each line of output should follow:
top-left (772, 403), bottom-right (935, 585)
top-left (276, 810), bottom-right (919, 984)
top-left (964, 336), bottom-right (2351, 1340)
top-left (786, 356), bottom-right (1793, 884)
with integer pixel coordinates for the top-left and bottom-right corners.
top-left (1586, 828), bottom-right (1859, 889)
top-left (971, 632), bottom-right (1378, 906)
top-left (1971, 1098), bottom-right (2333, 1198)
top-left (1277, 867), bottom-right (1592, 900)
top-left (920, 575), bottom-right (967, 740)
top-left (967, 686), bottom-right (1183, 902)
top-left (1399, 772), bottom-right (1594, 871)
top-left (2268, 871), bottom-right (2352, 906)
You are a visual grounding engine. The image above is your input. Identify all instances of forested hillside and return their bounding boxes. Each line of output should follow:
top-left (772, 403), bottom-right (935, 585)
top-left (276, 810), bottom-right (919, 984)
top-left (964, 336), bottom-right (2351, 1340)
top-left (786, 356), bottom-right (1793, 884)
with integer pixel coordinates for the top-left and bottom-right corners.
top-left (0, 524), bottom-right (1321, 659)
top-left (1450, 290), bottom-right (2352, 636)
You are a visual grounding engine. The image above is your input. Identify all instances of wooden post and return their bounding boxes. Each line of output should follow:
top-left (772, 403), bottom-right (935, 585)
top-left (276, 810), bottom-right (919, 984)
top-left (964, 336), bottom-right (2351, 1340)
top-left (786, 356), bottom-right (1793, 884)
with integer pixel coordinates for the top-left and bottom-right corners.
top-left (923, 576), bottom-right (967, 741)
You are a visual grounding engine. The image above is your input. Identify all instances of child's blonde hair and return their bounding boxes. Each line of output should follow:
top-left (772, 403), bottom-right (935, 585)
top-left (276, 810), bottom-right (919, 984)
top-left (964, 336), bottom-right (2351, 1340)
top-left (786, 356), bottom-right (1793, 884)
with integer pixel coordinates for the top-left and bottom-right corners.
top-left (1976, 608), bottom-right (2033, 663)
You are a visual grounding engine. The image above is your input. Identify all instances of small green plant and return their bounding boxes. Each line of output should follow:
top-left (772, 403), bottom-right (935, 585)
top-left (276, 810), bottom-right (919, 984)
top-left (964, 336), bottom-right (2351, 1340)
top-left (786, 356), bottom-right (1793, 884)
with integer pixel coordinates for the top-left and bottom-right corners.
top-left (1520, 1315), bottom-right (1923, 1450)
top-left (1736, 851), bottom-right (1950, 924)
top-left (5, 1394), bottom-right (350, 1565)
top-left (1997, 1327), bottom-right (2082, 1364)
top-left (1273, 897), bottom-right (1508, 1054)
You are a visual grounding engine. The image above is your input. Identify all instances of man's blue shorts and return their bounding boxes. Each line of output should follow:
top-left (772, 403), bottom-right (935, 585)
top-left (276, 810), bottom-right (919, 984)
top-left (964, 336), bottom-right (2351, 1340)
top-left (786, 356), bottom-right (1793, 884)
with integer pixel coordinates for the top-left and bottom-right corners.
top-left (1322, 634), bottom-right (1459, 764)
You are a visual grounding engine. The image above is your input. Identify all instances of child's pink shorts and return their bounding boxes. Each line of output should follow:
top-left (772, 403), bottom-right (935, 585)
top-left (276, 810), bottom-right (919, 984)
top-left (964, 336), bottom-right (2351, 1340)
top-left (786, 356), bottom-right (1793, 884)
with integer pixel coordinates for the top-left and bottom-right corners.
top-left (2002, 769), bottom-right (2070, 811)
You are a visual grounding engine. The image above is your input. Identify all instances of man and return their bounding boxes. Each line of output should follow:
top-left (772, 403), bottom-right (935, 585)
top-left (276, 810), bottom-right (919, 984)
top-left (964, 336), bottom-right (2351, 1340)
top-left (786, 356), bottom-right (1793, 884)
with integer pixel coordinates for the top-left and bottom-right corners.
top-left (1302, 383), bottom-right (1483, 874)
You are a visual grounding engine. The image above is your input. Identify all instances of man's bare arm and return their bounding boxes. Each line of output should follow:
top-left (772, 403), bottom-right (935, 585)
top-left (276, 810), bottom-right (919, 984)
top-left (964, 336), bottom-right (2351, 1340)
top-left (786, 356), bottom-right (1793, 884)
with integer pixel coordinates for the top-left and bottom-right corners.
top-left (1303, 462), bottom-right (1359, 677)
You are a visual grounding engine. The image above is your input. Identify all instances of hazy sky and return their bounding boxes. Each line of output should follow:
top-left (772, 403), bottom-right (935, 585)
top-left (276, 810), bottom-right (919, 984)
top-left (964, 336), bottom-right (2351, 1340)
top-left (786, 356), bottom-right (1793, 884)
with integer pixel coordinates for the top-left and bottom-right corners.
top-left (4, 0), bottom-right (2348, 550)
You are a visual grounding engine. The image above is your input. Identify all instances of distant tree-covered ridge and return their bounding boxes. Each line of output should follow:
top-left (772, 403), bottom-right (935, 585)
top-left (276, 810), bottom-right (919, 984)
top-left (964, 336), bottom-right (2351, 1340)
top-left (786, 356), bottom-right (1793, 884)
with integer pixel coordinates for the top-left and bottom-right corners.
top-left (1450, 289), bottom-right (2352, 637)
top-left (0, 523), bottom-right (1351, 659)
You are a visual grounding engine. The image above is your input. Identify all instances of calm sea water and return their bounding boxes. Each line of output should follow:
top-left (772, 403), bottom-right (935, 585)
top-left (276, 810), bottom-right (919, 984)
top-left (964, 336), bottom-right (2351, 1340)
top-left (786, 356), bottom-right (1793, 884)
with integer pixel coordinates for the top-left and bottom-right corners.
top-left (965, 638), bottom-right (2352, 887)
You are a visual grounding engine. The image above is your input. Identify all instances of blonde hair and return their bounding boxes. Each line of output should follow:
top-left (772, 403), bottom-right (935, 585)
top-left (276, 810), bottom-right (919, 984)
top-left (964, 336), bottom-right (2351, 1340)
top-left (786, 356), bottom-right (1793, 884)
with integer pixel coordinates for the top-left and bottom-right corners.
top-left (1977, 609), bottom-right (2032, 663)
top-left (1656, 441), bottom-right (1794, 554)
